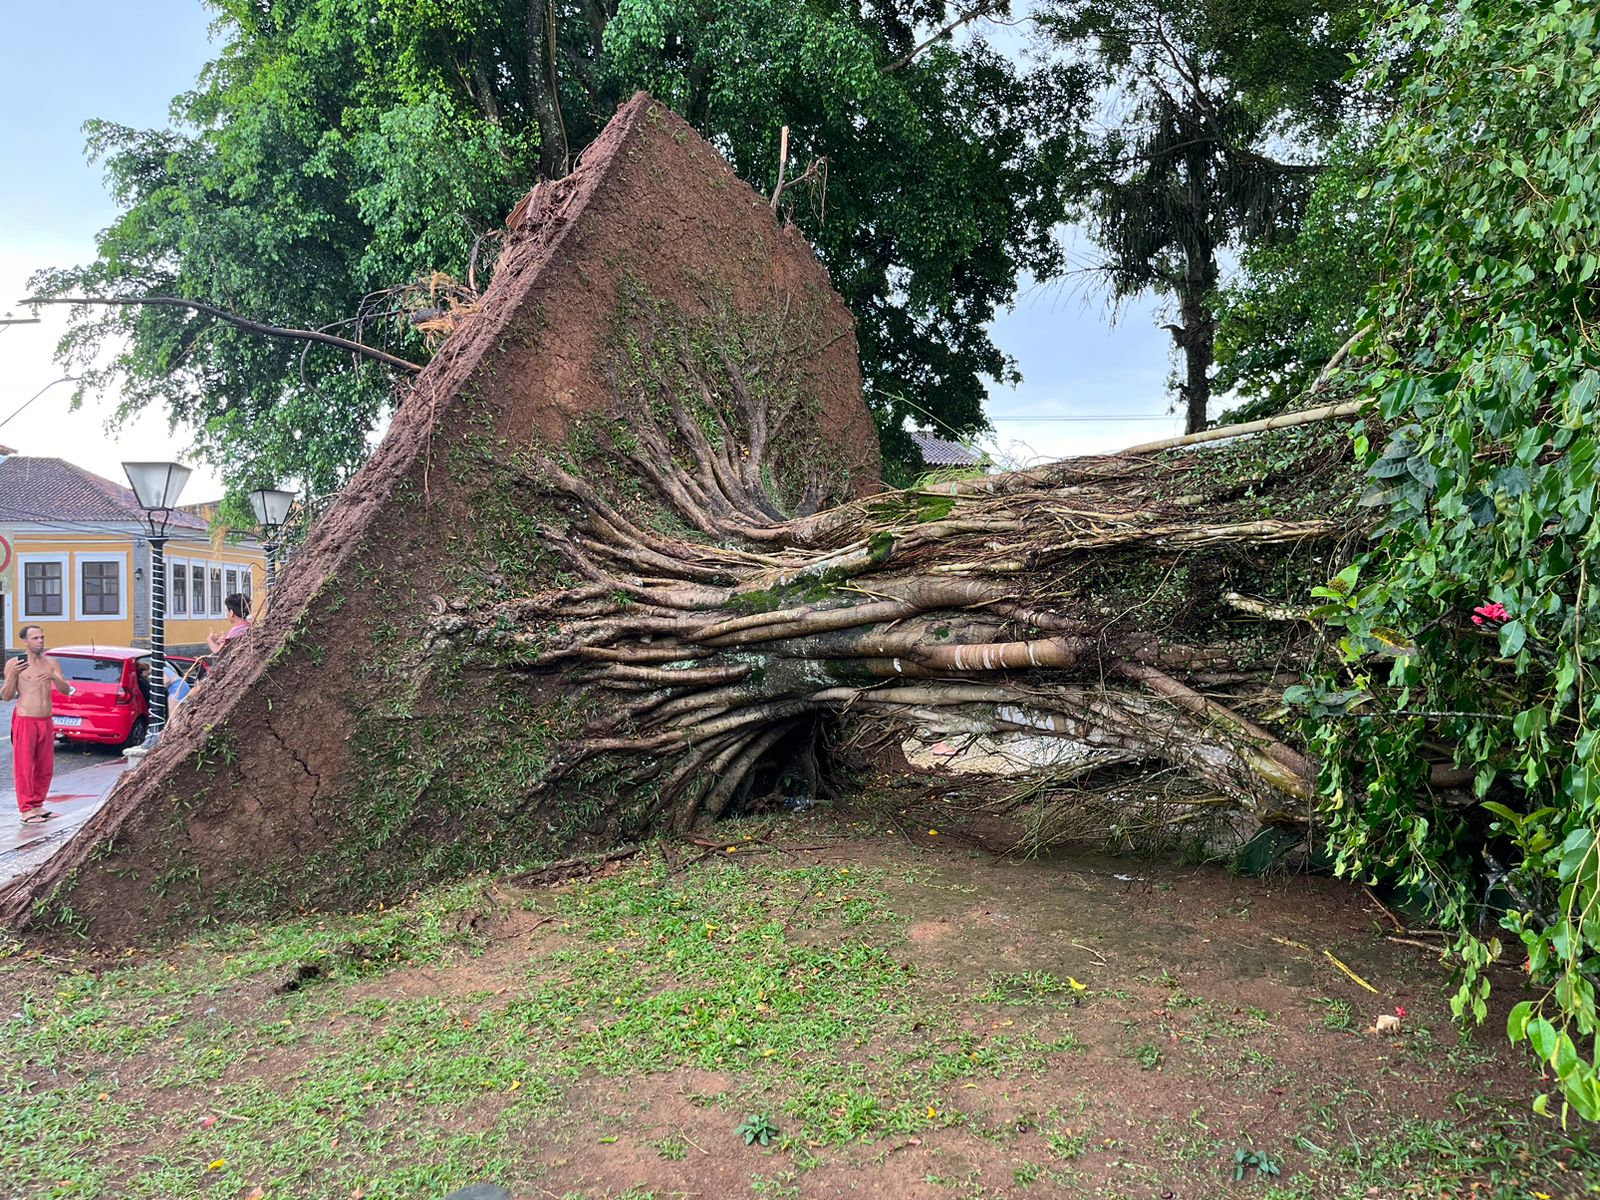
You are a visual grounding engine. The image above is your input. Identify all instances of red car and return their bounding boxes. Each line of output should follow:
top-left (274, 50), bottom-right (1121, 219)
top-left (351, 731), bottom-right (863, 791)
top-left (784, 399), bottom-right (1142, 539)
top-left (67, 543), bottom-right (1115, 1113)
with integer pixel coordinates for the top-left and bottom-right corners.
top-left (45, 647), bottom-right (212, 749)
top-left (46, 646), bottom-right (151, 749)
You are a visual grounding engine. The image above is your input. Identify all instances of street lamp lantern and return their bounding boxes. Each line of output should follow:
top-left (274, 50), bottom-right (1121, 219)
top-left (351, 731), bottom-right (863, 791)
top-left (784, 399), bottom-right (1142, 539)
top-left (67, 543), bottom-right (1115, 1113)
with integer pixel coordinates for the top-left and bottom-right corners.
top-left (249, 486), bottom-right (296, 596)
top-left (122, 460), bottom-right (192, 756)
top-left (123, 461), bottom-right (193, 533)
top-left (248, 487), bottom-right (295, 530)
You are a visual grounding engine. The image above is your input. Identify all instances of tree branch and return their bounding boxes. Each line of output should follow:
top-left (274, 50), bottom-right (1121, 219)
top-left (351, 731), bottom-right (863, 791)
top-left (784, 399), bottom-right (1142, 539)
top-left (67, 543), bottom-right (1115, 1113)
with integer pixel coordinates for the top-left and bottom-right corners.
top-left (22, 295), bottom-right (425, 373)
top-left (885, 1), bottom-right (1002, 72)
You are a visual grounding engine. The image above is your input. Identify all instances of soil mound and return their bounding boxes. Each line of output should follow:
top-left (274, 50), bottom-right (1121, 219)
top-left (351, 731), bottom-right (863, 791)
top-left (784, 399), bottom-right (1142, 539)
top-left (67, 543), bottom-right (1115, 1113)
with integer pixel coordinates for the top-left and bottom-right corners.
top-left (1, 93), bottom-right (880, 940)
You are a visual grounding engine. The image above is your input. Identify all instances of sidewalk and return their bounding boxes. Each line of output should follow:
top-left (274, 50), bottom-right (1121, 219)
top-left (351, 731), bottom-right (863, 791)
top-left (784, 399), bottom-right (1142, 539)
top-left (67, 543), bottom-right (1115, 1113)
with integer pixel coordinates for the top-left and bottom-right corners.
top-left (0, 757), bottom-right (129, 888)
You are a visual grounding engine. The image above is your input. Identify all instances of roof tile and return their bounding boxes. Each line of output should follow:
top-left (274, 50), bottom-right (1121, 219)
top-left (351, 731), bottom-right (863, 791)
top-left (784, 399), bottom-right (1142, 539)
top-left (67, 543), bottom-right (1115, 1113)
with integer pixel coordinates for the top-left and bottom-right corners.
top-left (0, 457), bottom-right (210, 530)
top-left (910, 430), bottom-right (982, 467)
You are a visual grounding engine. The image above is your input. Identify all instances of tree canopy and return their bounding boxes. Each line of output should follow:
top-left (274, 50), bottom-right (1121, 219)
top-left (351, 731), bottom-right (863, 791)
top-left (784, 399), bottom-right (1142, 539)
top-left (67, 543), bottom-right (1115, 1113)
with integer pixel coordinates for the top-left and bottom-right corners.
top-left (1211, 130), bottom-right (1382, 421)
top-left (36, 0), bottom-right (1086, 491)
top-left (1035, 0), bottom-right (1365, 431)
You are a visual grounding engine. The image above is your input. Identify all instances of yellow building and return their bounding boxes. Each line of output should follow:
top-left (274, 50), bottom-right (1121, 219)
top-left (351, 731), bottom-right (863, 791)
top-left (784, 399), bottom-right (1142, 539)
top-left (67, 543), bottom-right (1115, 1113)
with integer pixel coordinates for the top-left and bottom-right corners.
top-left (0, 455), bottom-right (265, 654)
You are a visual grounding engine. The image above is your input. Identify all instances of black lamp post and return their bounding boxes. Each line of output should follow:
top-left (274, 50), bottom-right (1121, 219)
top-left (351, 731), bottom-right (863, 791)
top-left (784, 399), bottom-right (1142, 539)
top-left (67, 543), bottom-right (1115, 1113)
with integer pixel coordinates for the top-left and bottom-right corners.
top-left (123, 460), bottom-right (192, 752)
top-left (249, 487), bottom-right (296, 597)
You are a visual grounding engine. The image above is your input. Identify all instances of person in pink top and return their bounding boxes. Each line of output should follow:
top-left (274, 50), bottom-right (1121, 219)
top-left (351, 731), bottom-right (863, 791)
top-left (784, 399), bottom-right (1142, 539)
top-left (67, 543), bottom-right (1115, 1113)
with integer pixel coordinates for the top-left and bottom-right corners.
top-left (207, 593), bottom-right (252, 657)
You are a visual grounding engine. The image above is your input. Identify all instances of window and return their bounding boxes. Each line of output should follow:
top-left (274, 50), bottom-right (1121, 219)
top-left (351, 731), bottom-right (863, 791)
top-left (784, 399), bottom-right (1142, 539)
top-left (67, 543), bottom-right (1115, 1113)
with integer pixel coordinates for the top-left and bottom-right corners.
top-left (52, 654), bottom-right (134, 683)
top-left (224, 567), bottom-right (239, 602)
top-left (77, 555), bottom-right (125, 619)
top-left (169, 560), bottom-right (187, 616)
top-left (241, 565), bottom-right (254, 605)
top-left (191, 564), bottom-right (206, 617)
top-left (22, 558), bottom-right (65, 618)
top-left (210, 567), bottom-right (223, 616)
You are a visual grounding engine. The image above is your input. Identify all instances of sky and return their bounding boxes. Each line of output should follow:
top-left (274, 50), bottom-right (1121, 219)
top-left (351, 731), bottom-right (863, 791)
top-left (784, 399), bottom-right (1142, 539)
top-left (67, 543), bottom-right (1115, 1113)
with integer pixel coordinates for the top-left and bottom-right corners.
top-left (0, 1), bottom-right (1186, 500)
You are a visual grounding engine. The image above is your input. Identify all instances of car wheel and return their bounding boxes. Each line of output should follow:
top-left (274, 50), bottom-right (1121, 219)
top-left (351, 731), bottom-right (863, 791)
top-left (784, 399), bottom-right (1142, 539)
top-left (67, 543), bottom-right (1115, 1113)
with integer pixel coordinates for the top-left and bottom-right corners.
top-left (121, 716), bottom-right (148, 751)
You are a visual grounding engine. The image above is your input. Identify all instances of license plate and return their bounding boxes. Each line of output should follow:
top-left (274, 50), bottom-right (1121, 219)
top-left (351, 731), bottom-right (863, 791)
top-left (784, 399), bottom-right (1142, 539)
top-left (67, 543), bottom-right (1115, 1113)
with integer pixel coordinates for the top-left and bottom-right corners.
top-left (53, 717), bottom-right (83, 727)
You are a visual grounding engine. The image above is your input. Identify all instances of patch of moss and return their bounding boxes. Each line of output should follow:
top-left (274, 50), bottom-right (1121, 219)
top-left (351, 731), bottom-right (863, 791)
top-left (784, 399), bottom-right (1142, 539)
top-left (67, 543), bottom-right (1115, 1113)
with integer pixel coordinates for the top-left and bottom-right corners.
top-left (726, 571), bottom-right (845, 615)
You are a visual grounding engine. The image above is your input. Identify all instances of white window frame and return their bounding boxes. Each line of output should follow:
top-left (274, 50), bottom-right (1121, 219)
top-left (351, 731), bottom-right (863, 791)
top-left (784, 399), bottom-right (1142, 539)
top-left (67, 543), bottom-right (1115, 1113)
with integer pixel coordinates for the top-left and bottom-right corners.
top-left (224, 565), bottom-right (239, 605)
top-left (75, 551), bottom-right (129, 621)
top-left (18, 553), bottom-right (70, 622)
top-left (240, 563), bottom-right (255, 608)
top-left (167, 556), bottom-right (189, 618)
top-left (209, 563), bottom-right (224, 617)
top-left (189, 557), bottom-right (208, 618)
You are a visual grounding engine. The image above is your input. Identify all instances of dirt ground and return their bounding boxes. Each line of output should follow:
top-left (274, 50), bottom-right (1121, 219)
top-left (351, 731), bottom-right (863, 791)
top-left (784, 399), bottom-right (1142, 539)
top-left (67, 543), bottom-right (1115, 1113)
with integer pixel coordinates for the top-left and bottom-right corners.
top-left (2, 806), bottom-right (1595, 1200)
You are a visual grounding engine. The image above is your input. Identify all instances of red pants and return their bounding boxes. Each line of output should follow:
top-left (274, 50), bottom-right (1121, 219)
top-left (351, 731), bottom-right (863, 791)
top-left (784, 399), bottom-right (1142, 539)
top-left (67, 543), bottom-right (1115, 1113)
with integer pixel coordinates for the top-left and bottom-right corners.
top-left (12, 713), bottom-right (54, 813)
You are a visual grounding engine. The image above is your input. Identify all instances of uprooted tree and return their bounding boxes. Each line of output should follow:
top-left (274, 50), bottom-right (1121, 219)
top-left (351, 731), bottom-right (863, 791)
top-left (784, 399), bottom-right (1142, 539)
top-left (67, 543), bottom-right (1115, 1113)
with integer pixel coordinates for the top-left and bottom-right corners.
top-left (13, 0), bottom-right (1600, 1120)
top-left (0, 95), bottom-right (1362, 940)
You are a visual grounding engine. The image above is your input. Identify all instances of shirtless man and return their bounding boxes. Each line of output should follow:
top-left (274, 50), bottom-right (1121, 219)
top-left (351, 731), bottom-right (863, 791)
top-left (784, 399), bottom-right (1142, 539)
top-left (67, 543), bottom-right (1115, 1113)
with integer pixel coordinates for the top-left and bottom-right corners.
top-left (2, 624), bottom-right (75, 822)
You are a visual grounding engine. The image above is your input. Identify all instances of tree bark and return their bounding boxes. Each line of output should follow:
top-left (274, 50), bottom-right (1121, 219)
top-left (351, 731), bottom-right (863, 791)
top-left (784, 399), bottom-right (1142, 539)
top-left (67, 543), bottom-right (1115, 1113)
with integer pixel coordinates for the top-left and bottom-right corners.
top-left (1176, 130), bottom-right (1218, 435)
top-left (1174, 280), bottom-right (1215, 435)
top-left (528, 0), bottom-right (570, 178)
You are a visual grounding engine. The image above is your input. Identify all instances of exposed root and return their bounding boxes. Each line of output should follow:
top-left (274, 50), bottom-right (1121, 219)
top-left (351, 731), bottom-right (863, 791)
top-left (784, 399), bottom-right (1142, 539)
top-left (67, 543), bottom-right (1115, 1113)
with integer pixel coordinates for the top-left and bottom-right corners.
top-left (428, 318), bottom-right (1361, 834)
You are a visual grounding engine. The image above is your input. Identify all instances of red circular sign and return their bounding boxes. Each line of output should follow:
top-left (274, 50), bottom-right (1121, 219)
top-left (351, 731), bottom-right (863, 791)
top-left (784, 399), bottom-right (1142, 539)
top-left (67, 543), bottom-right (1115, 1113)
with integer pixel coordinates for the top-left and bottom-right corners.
top-left (0, 534), bottom-right (10, 575)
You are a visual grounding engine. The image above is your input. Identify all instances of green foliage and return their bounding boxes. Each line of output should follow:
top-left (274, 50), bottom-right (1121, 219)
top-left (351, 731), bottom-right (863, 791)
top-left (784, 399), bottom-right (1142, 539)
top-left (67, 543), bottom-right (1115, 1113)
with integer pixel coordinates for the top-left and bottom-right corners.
top-left (736, 1112), bottom-right (780, 1146)
top-left (1214, 131), bottom-right (1384, 421)
top-left (37, 0), bottom-right (534, 494)
top-left (1314, 996), bottom-right (1355, 1032)
top-left (604, 0), bottom-right (1088, 474)
top-left (1234, 1146), bottom-right (1281, 1181)
top-left (37, 0), bottom-right (1086, 486)
top-left (1305, 0), bottom-right (1600, 1121)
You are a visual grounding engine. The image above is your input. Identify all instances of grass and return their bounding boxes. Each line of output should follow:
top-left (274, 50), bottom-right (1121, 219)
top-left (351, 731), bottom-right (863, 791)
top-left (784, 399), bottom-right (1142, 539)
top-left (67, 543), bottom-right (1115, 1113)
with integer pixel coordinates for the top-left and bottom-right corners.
top-left (1259, 1113), bottom-right (1596, 1199)
top-left (0, 851), bottom-right (1080, 1198)
top-left (2, 836), bottom-right (1597, 1200)
top-left (975, 970), bottom-right (1081, 1004)
top-left (1315, 996), bottom-right (1357, 1032)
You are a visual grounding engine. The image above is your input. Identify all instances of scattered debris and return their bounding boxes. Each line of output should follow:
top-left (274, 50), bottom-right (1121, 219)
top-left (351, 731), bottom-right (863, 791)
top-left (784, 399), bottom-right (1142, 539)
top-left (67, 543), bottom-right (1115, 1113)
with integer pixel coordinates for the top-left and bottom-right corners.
top-left (512, 846), bottom-right (641, 888)
top-left (1323, 950), bottom-right (1378, 994)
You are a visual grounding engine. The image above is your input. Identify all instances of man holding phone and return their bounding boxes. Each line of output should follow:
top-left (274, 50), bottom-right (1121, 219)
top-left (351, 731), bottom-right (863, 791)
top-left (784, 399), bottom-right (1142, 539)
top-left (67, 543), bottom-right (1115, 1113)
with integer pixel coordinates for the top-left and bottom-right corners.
top-left (2, 624), bottom-right (75, 822)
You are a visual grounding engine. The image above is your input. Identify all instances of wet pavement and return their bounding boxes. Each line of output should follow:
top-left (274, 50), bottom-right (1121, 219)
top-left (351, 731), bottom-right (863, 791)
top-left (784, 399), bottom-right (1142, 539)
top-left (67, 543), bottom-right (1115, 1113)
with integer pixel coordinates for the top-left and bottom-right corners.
top-left (0, 698), bottom-right (130, 887)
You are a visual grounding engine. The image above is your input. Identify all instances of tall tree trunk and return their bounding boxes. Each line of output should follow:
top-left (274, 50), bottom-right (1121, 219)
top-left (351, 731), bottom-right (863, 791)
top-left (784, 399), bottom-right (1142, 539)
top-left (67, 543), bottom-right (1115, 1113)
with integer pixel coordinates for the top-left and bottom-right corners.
top-left (1176, 137), bottom-right (1218, 435)
top-left (1175, 281), bottom-right (1215, 434)
top-left (528, 0), bottom-right (570, 178)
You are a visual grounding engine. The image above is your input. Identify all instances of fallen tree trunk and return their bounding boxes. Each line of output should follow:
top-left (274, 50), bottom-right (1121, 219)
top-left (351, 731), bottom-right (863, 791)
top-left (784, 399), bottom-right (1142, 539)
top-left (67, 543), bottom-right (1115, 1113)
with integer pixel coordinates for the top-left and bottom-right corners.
top-left (0, 94), bottom-right (1368, 940)
top-left (431, 419), bottom-right (1349, 834)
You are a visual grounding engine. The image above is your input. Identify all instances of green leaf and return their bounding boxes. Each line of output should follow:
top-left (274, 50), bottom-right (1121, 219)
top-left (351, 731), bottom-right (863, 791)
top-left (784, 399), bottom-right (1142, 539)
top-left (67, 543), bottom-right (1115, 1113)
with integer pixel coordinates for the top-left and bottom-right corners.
top-left (1480, 801), bottom-right (1523, 827)
top-left (1507, 999), bottom-right (1534, 1042)
top-left (1368, 627), bottom-right (1418, 656)
top-left (1528, 1017), bottom-right (1558, 1062)
top-left (1499, 621), bottom-right (1527, 656)
top-left (1557, 827), bottom-right (1596, 883)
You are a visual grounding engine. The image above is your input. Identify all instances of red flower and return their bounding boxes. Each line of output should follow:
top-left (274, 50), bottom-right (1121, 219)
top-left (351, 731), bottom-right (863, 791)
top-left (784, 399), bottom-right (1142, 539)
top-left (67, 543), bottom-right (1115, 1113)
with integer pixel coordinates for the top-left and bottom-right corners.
top-left (1394, 1005), bottom-right (1407, 1019)
top-left (1472, 601), bottom-right (1509, 626)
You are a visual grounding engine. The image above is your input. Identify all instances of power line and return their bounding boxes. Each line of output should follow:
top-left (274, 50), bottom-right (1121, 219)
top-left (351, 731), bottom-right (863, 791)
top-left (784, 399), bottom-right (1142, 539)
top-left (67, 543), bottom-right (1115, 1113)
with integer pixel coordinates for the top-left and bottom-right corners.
top-left (0, 507), bottom-right (164, 538)
top-left (988, 415), bottom-right (1174, 422)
